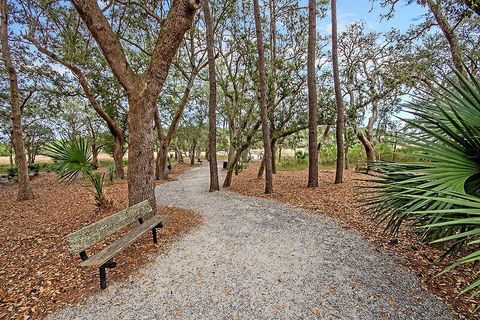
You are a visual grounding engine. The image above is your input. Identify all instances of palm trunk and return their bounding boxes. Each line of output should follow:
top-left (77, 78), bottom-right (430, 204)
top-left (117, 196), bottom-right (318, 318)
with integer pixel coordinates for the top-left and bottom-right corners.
top-left (1, 1), bottom-right (33, 200)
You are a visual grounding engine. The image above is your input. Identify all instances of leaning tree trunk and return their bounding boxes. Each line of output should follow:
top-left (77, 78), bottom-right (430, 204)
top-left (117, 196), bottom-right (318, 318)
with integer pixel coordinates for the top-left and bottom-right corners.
top-left (257, 158), bottom-right (265, 179)
top-left (253, 0), bottom-right (273, 194)
top-left (425, 0), bottom-right (467, 77)
top-left (204, 0), bottom-right (220, 191)
top-left (317, 125), bottom-right (331, 151)
top-left (356, 129), bottom-right (376, 172)
top-left (331, 0), bottom-right (345, 184)
top-left (223, 147), bottom-right (245, 187)
top-left (0, 0), bottom-right (33, 200)
top-left (307, 0), bottom-right (319, 188)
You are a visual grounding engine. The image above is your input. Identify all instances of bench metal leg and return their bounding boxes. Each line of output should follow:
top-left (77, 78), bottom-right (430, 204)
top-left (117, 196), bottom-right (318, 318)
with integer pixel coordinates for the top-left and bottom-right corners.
top-left (99, 266), bottom-right (107, 289)
top-left (152, 222), bottom-right (163, 244)
top-left (99, 260), bottom-right (117, 289)
top-left (152, 228), bottom-right (158, 244)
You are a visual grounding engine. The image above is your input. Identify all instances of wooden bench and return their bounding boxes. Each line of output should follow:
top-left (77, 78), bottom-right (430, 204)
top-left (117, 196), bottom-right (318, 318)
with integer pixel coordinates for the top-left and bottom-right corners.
top-left (65, 200), bottom-right (163, 289)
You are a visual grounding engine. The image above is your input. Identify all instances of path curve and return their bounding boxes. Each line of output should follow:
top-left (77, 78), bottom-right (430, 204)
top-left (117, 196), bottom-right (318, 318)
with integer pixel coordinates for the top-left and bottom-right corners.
top-left (51, 164), bottom-right (454, 320)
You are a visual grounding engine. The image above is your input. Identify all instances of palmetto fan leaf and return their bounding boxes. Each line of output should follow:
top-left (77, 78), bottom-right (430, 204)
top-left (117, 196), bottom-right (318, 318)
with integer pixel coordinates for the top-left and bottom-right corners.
top-left (362, 70), bottom-right (480, 297)
top-left (43, 137), bottom-right (110, 208)
top-left (44, 137), bottom-right (92, 183)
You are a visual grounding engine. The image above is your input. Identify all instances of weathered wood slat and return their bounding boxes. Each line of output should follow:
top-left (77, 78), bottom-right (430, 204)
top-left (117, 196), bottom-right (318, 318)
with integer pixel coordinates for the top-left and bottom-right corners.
top-left (79, 215), bottom-right (164, 268)
top-left (65, 200), bottom-right (153, 254)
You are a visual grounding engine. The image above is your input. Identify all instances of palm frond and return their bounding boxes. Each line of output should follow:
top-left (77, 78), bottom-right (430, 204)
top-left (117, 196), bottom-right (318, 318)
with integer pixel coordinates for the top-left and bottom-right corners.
top-left (361, 70), bottom-right (480, 298)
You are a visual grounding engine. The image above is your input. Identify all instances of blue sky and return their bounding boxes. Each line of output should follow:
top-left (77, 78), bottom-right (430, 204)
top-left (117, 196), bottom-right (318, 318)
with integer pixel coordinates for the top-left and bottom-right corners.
top-left (317, 0), bottom-right (428, 35)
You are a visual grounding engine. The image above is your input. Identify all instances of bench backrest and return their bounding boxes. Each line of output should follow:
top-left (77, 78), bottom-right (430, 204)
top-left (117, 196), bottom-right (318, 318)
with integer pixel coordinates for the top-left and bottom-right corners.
top-left (65, 200), bottom-right (154, 255)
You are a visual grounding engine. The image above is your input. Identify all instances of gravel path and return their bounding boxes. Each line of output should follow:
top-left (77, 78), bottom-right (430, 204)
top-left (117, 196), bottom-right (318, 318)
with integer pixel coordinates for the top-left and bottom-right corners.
top-left (51, 164), bottom-right (455, 320)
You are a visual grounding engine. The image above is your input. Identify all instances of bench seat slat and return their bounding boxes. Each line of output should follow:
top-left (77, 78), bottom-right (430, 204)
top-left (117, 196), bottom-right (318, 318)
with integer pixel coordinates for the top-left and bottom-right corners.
top-left (79, 215), bottom-right (164, 269)
top-left (66, 200), bottom-right (153, 255)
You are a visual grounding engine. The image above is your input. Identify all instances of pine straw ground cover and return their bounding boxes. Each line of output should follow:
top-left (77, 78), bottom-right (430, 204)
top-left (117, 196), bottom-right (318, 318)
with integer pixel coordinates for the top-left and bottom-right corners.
top-left (229, 162), bottom-right (479, 320)
top-left (0, 163), bottom-right (201, 320)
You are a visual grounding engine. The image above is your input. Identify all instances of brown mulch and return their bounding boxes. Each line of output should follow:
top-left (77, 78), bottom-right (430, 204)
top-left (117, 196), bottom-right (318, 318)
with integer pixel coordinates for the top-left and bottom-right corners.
top-left (229, 162), bottom-right (479, 320)
top-left (0, 164), bottom-right (201, 320)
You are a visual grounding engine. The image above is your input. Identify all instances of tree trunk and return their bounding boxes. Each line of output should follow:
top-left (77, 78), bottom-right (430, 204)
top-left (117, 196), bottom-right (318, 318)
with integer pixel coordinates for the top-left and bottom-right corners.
top-left (271, 138), bottom-right (277, 174)
top-left (425, 0), bottom-right (467, 77)
top-left (257, 158), bottom-right (265, 179)
top-left (8, 140), bottom-right (13, 167)
top-left (113, 135), bottom-right (125, 179)
top-left (71, 0), bottom-right (201, 210)
top-left (317, 125), bottom-right (331, 151)
top-left (223, 148), bottom-right (244, 187)
top-left (1, 1), bottom-right (33, 200)
top-left (366, 100), bottom-right (378, 146)
top-left (176, 146), bottom-right (183, 163)
top-left (331, 0), bottom-right (345, 184)
top-left (204, 0), bottom-right (220, 191)
top-left (156, 144), bottom-right (168, 180)
top-left (307, 0), bottom-right (319, 188)
top-left (356, 128), bottom-right (376, 171)
top-left (344, 146), bottom-right (349, 170)
top-left (190, 139), bottom-right (196, 166)
top-left (91, 143), bottom-right (99, 170)
top-left (26, 33), bottom-right (127, 178)
top-left (127, 93), bottom-right (156, 210)
top-left (253, 0), bottom-right (273, 194)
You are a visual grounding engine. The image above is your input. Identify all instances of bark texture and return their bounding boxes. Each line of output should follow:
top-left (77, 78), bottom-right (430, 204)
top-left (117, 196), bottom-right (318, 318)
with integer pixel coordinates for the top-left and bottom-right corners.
top-left (71, 0), bottom-right (201, 209)
top-left (204, 0), bottom-right (220, 191)
top-left (0, 0), bottom-right (34, 201)
top-left (307, 0), bottom-right (318, 188)
top-left (253, 0), bottom-right (273, 194)
top-left (425, 0), bottom-right (467, 77)
top-left (331, 0), bottom-right (345, 184)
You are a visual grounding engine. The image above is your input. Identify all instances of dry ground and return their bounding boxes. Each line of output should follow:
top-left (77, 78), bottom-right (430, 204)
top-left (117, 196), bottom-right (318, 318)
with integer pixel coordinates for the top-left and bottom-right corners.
top-left (0, 163), bottom-right (201, 319)
top-left (229, 162), bottom-right (479, 320)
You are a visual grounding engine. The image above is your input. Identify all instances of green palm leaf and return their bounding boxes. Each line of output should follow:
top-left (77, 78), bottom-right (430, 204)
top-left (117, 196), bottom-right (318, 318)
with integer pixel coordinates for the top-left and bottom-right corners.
top-left (361, 70), bottom-right (480, 298)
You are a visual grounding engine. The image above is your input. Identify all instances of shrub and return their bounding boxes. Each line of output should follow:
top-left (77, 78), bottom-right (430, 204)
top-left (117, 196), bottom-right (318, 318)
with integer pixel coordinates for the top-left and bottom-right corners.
top-left (44, 138), bottom-right (112, 209)
top-left (362, 71), bottom-right (480, 298)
